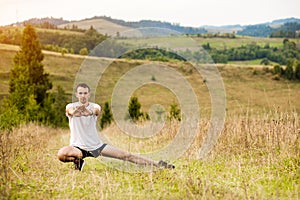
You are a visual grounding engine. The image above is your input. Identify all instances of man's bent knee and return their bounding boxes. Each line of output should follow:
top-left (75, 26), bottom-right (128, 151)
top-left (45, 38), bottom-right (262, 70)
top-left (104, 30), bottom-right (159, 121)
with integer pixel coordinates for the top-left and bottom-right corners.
top-left (57, 146), bottom-right (72, 162)
top-left (57, 146), bottom-right (82, 162)
top-left (57, 148), bottom-right (67, 162)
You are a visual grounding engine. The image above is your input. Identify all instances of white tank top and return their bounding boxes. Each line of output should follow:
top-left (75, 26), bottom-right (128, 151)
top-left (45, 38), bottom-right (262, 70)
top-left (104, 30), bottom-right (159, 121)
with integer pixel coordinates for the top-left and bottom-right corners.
top-left (66, 102), bottom-right (103, 151)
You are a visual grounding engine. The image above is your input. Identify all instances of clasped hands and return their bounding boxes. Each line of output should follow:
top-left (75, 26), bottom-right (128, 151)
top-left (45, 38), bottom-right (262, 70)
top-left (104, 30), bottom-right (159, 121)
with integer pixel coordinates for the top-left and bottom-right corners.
top-left (73, 105), bottom-right (93, 117)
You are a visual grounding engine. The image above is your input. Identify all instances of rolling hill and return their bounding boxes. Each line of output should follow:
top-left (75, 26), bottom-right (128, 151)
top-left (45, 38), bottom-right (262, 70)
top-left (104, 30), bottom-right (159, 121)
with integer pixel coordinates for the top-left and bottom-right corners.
top-left (8, 16), bottom-right (300, 37)
top-left (57, 18), bottom-right (132, 36)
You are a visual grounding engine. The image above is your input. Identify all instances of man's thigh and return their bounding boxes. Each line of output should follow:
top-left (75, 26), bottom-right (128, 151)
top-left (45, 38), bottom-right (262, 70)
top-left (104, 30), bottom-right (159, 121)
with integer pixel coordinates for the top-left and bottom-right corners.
top-left (59, 146), bottom-right (82, 157)
top-left (100, 145), bottom-right (130, 159)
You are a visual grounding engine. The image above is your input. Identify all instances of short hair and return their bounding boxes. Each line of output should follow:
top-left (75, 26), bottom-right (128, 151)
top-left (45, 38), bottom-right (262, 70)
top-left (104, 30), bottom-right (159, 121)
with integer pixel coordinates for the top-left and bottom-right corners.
top-left (75, 83), bottom-right (90, 92)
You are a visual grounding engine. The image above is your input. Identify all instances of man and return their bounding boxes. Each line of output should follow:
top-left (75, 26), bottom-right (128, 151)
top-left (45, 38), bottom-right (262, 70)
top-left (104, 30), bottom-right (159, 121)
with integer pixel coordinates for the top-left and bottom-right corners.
top-left (57, 83), bottom-right (174, 171)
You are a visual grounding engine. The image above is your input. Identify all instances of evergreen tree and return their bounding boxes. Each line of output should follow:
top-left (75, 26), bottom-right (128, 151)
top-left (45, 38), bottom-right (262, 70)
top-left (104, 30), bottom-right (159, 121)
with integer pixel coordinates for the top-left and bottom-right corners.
top-left (9, 24), bottom-right (52, 120)
top-left (8, 64), bottom-right (31, 113)
top-left (11, 24), bottom-right (52, 105)
top-left (273, 65), bottom-right (283, 75)
top-left (46, 85), bottom-right (68, 127)
top-left (100, 102), bottom-right (113, 129)
top-left (285, 60), bottom-right (294, 80)
top-left (295, 62), bottom-right (300, 80)
top-left (128, 96), bottom-right (143, 122)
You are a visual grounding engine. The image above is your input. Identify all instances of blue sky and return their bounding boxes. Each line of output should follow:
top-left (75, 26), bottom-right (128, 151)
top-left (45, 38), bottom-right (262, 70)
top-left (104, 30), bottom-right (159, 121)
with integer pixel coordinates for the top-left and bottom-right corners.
top-left (1, 0), bottom-right (299, 26)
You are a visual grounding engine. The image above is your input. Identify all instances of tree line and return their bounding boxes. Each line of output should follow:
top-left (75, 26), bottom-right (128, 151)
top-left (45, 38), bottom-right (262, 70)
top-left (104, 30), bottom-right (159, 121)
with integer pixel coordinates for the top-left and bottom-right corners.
top-left (237, 22), bottom-right (300, 38)
top-left (0, 25), bottom-right (108, 55)
top-left (270, 23), bottom-right (300, 38)
top-left (118, 39), bottom-right (300, 80)
top-left (204, 39), bottom-right (300, 65)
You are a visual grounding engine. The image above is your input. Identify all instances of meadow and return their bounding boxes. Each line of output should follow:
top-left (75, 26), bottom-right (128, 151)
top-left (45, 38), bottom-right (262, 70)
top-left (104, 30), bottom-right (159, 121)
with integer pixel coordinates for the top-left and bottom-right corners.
top-left (0, 41), bottom-right (299, 199)
top-left (117, 35), bottom-right (300, 50)
top-left (0, 111), bottom-right (298, 199)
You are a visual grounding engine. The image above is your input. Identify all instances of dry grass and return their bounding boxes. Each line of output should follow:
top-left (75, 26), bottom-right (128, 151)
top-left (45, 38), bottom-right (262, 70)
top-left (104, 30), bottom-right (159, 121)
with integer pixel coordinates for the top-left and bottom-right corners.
top-left (57, 18), bottom-right (132, 36)
top-left (0, 110), bottom-right (299, 199)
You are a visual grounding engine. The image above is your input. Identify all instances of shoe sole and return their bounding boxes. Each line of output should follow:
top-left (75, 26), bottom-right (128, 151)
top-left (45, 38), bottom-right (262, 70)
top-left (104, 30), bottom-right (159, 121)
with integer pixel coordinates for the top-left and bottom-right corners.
top-left (79, 160), bottom-right (85, 171)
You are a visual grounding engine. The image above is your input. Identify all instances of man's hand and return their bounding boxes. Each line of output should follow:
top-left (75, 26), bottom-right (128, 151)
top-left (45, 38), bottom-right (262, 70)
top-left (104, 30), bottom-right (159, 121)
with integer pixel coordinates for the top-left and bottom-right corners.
top-left (67, 104), bottom-right (98, 117)
top-left (73, 105), bottom-right (93, 117)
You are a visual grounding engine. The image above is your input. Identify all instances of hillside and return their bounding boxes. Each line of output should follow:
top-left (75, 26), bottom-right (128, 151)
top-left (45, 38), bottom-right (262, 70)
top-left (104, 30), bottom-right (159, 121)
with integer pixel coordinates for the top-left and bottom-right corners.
top-left (0, 43), bottom-right (299, 116)
top-left (13, 17), bottom-right (69, 26)
top-left (58, 18), bottom-right (132, 36)
top-left (57, 16), bottom-right (207, 36)
top-left (9, 16), bottom-right (300, 37)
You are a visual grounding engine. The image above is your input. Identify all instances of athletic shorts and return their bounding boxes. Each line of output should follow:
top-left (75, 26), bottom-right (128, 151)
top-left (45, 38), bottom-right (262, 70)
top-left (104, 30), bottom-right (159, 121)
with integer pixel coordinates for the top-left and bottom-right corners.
top-left (74, 144), bottom-right (107, 158)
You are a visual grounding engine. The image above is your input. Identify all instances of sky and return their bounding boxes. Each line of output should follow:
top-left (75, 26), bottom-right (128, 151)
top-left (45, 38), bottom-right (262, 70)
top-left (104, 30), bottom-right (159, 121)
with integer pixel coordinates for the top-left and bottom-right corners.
top-left (0, 0), bottom-right (299, 27)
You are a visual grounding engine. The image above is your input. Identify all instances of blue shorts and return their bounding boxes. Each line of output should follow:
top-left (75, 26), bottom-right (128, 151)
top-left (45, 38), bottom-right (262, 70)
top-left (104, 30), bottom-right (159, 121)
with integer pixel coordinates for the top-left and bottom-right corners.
top-left (74, 144), bottom-right (107, 158)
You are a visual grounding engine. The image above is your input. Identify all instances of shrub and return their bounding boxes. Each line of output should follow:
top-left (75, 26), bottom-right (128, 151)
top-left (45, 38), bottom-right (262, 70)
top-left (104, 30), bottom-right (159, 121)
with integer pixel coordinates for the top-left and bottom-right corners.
top-left (100, 102), bottom-right (113, 129)
top-left (79, 47), bottom-right (88, 55)
top-left (168, 103), bottom-right (181, 121)
top-left (260, 58), bottom-right (270, 65)
top-left (128, 96), bottom-right (143, 122)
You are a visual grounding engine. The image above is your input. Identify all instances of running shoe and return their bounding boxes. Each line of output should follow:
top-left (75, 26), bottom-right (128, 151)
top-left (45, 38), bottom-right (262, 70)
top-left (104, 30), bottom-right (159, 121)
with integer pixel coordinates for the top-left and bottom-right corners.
top-left (158, 160), bottom-right (175, 169)
top-left (74, 158), bottom-right (85, 171)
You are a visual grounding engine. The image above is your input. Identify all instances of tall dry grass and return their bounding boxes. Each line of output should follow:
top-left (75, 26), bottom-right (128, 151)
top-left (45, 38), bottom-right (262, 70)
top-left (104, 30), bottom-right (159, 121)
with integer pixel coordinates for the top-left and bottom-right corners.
top-left (0, 124), bottom-right (64, 199)
top-left (0, 110), bottom-right (299, 199)
top-left (204, 110), bottom-right (299, 156)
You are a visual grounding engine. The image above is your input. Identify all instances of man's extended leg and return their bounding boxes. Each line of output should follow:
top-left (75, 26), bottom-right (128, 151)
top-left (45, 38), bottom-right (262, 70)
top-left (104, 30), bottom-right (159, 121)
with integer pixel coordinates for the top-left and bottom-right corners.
top-left (100, 145), bottom-right (175, 168)
top-left (100, 145), bottom-right (159, 166)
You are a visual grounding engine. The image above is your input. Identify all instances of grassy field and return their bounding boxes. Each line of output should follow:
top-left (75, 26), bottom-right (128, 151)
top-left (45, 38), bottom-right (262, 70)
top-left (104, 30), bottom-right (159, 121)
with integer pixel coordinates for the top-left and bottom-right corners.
top-left (192, 36), bottom-right (298, 49)
top-left (0, 26), bottom-right (85, 36)
top-left (57, 18), bottom-right (131, 36)
top-left (0, 43), bottom-right (299, 115)
top-left (228, 59), bottom-right (275, 65)
top-left (0, 111), bottom-right (298, 199)
top-left (0, 42), bottom-right (299, 199)
top-left (117, 36), bottom-right (300, 50)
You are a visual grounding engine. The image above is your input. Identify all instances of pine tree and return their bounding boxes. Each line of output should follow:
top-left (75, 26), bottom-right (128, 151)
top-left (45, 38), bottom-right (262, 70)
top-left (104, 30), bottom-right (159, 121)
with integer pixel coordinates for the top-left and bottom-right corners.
top-left (100, 102), bottom-right (113, 129)
top-left (128, 96), bottom-right (142, 122)
top-left (285, 60), bottom-right (294, 80)
top-left (9, 24), bottom-right (52, 118)
top-left (42, 85), bottom-right (68, 127)
top-left (294, 62), bottom-right (300, 80)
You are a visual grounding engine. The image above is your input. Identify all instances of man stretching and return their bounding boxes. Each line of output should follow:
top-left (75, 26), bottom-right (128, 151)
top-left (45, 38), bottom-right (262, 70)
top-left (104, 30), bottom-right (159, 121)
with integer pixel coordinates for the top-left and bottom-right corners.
top-left (57, 83), bottom-right (174, 171)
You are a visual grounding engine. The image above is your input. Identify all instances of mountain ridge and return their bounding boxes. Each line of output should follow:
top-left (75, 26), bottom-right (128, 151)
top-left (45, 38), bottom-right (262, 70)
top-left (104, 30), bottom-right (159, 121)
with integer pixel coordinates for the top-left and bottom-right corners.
top-left (7, 16), bottom-right (300, 37)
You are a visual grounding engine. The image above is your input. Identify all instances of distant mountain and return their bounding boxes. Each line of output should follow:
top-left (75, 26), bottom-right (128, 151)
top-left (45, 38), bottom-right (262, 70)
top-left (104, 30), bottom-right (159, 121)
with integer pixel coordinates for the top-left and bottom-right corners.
top-left (237, 24), bottom-right (274, 37)
top-left (56, 16), bottom-right (207, 36)
top-left (13, 17), bottom-right (69, 26)
top-left (7, 16), bottom-right (300, 38)
top-left (237, 18), bottom-right (300, 37)
top-left (202, 24), bottom-right (243, 29)
top-left (270, 17), bottom-right (300, 25)
top-left (201, 24), bottom-right (243, 34)
top-left (95, 16), bottom-right (207, 34)
top-left (57, 17), bottom-right (132, 36)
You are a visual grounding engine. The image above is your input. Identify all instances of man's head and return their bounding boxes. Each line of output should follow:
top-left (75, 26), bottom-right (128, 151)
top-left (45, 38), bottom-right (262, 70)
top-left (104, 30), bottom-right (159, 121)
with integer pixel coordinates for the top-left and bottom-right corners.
top-left (75, 83), bottom-right (91, 104)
